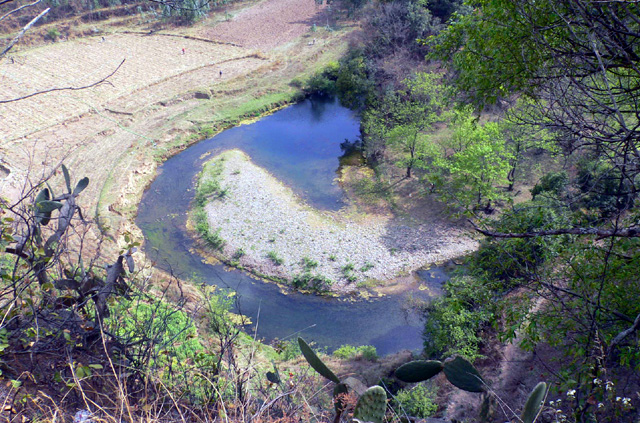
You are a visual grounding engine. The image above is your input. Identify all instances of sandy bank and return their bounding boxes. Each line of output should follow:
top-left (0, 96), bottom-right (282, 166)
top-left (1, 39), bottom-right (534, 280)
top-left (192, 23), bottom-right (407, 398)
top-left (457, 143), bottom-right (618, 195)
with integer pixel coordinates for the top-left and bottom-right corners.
top-left (201, 149), bottom-right (478, 293)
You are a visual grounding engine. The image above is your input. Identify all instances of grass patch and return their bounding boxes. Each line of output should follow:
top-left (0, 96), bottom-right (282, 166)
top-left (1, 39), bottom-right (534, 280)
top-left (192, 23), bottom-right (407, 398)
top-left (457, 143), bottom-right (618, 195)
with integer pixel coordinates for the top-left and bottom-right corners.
top-left (333, 344), bottom-right (378, 360)
top-left (360, 262), bottom-right (374, 272)
top-left (301, 256), bottom-right (318, 271)
top-left (193, 208), bottom-right (225, 251)
top-left (195, 159), bottom-right (227, 206)
top-left (267, 251), bottom-right (284, 265)
top-left (292, 272), bottom-right (333, 292)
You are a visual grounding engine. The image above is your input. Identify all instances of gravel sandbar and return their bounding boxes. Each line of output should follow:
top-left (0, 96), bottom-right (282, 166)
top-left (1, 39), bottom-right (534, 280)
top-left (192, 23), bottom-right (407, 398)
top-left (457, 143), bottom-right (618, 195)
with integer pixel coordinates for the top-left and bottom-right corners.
top-left (202, 149), bottom-right (477, 293)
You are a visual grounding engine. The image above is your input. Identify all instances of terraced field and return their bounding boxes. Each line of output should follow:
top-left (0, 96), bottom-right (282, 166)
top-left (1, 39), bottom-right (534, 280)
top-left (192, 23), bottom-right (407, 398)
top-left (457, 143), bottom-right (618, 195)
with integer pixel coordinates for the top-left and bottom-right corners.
top-left (0, 0), bottom-right (348, 246)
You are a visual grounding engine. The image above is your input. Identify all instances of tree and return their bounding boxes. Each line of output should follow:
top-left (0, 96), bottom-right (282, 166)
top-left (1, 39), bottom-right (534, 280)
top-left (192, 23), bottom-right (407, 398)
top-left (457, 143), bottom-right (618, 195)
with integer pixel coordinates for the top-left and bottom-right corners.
top-left (434, 0), bottom-right (640, 234)
top-left (431, 0), bottom-right (640, 406)
top-left (421, 108), bottom-right (512, 212)
top-left (362, 72), bottom-right (447, 177)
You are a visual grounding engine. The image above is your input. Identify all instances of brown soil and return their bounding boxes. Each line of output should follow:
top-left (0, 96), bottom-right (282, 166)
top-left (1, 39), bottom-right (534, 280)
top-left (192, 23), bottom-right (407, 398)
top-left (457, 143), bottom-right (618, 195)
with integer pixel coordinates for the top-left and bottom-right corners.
top-left (202, 0), bottom-right (327, 50)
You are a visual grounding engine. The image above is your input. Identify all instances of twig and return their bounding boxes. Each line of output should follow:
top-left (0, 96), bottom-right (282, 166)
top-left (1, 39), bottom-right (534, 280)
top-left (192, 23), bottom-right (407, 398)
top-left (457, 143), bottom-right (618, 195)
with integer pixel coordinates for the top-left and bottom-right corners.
top-left (0, 59), bottom-right (126, 104)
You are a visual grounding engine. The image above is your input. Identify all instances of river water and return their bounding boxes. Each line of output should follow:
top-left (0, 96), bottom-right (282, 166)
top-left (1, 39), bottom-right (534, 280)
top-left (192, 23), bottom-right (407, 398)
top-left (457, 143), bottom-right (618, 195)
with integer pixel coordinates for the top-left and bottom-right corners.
top-left (136, 96), bottom-right (447, 355)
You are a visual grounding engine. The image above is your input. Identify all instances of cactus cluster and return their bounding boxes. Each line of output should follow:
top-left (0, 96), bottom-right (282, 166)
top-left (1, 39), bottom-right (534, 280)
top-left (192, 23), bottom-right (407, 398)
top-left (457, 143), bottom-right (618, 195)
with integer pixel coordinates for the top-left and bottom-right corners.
top-left (272, 339), bottom-right (547, 422)
top-left (294, 337), bottom-right (387, 422)
top-left (395, 355), bottom-right (484, 392)
top-left (396, 356), bottom-right (547, 422)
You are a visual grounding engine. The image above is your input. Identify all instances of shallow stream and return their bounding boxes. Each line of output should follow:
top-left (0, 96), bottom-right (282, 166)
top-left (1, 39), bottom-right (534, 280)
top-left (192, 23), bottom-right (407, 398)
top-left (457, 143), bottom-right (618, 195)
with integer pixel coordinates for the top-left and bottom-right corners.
top-left (136, 96), bottom-right (448, 355)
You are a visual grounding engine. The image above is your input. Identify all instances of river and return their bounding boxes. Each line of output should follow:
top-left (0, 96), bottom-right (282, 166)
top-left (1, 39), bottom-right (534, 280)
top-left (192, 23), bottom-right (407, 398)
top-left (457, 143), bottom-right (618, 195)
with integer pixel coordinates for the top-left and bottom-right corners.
top-left (136, 96), bottom-right (447, 355)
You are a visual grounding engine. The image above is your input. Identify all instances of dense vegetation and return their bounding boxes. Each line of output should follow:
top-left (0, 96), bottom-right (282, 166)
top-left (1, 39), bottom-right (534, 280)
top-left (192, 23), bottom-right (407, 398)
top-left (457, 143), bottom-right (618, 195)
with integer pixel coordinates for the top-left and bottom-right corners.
top-left (305, 0), bottom-right (640, 420)
top-left (1, 0), bottom-right (639, 421)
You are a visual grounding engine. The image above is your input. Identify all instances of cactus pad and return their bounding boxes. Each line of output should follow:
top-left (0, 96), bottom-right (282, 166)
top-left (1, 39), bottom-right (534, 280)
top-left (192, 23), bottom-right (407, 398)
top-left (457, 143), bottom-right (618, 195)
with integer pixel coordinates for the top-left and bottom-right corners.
top-left (395, 360), bottom-right (443, 383)
top-left (297, 337), bottom-right (340, 383)
top-left (34, 188), bottom-right (51, 225)
top-left (443, 356), bottom-right (485, 392)
top-left (353, 385), bottom-right (387, 423)
top-left (266, 371), bottom-right (280, 384)
top-left (521, 382), bottom-right (547, 423)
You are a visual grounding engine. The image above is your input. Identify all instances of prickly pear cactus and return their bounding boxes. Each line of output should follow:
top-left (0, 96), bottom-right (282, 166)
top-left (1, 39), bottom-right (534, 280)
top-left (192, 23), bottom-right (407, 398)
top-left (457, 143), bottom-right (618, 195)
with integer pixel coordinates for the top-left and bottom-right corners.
top-left (297, 337), bottom-right (340, 383)
top-left (395, 360), bottom-right (444, 383)
top-left (442, 356), bottom-right (485, 392)
top-left (266, 371), bottom-right (280, 384)
top-left (521, 382), bottom-right (547, 423)
top-left (353, 385), bottom-right (386, 423)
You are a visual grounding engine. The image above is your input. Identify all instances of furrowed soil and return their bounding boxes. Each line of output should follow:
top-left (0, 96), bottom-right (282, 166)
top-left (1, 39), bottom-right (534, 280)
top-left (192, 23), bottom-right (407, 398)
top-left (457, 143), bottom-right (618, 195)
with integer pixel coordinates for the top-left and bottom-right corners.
top-left (0, 0), bottom-right (343, 249)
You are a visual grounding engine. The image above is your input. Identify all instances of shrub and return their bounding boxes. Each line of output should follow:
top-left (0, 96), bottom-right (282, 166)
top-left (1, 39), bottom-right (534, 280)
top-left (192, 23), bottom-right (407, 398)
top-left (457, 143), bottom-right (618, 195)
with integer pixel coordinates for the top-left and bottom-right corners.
top-left (394, 383), bottom-right (438, 418)
top-left (333, 344), bottom-right (377, 360)
top-left (423, 275), bottom-right (494, 361)
top-left (45, 27), bottom-right (61, 41)
top-left (530, 171), bottom-right (568, 199)
top-left (301, 256), bottom-right (318, 270)
top-left (292, 272), bottom-right (332, 292)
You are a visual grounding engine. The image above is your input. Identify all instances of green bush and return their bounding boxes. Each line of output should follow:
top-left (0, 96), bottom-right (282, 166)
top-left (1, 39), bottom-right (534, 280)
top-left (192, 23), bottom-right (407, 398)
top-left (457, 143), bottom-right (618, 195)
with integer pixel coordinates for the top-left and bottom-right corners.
top-left (423, 275), bottom-right (494, 361)
top-left (333, 344), bottom-right (377, 360)
top-left (333, 344), bottom-right (357, 359)
top-left (530, 171), bottom-right (568, 199)
top-left (292, 272), bottom-right (332, 292)
top-left (394, 383), bottom-right (438, 418)
top-left (305, 62), bottom-right (340, 96)
top-left (472, 198), bottom-right (570, 281)
top-left (45, 27), bottom-right (61, 41)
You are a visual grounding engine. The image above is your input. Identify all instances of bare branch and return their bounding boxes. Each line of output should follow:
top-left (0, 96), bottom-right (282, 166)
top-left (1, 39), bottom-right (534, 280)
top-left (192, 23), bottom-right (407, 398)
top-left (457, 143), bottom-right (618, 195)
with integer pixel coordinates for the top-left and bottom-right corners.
top-left (0, 59), bottom-right (126, 103)
top-left (469, 219), bottom-right (640, 239)
top-left (0, 7), bottom-right (49, 58)
top-left (608, 312), bottom-right (640, 354)
top-left (0, 0), bottom-right (41, 25)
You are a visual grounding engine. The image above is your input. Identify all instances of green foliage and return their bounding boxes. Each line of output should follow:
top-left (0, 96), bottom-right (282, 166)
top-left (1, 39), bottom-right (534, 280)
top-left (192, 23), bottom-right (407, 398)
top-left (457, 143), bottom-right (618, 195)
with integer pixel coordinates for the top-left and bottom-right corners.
top-left (305, 62), bottom-right (340, 96)
top-left (421, 108), bottom-right (512, 212)
top-left (161, 0), bottom-right (210, 24)
top-left (531, 171), bottom-right (568, 199)
top-left (362, 72), bottom-right (448, 177)
top-left (394, 383), bottom-right (438, 418)
top-left (292, 272), bottom-right (332, 292)
top-left (333, 344), bottom-right (377, 360)
top-left (45, 27), bottom-right (61, 41)
top-left (576, 158), bottom-right (633, 217)
top-left (266, 250), bottom-right (284, 265)
top-left (274, 339), bottom-right (302, 361)
top-left (362, 0), bottom-right (440, 60)
top-left (334, 50), bottom-right (375, 109)
top-left (194, 208), bottom-right (226, 251)
top-left (423, 275), bottom-right (494, 361)
top-left (195, 160), bottom-right (225, 206)
top-left (472, 198), bottom-right (571, 280)
top-left (300, 256), bottom-right (319, 270)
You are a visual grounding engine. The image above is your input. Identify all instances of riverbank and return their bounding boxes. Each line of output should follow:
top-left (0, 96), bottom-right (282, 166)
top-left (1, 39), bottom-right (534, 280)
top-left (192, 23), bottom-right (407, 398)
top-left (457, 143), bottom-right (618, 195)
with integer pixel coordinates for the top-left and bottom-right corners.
top-left (195, 150), bottom-right (478, 294)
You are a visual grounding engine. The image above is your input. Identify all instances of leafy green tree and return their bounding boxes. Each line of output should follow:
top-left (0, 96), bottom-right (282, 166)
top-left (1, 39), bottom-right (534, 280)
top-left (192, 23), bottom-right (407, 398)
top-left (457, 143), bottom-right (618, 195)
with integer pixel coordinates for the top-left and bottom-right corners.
top-left (421, 108), bottom-right (512, 212)
top-left (362, 72), bottom-right (447, 176)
